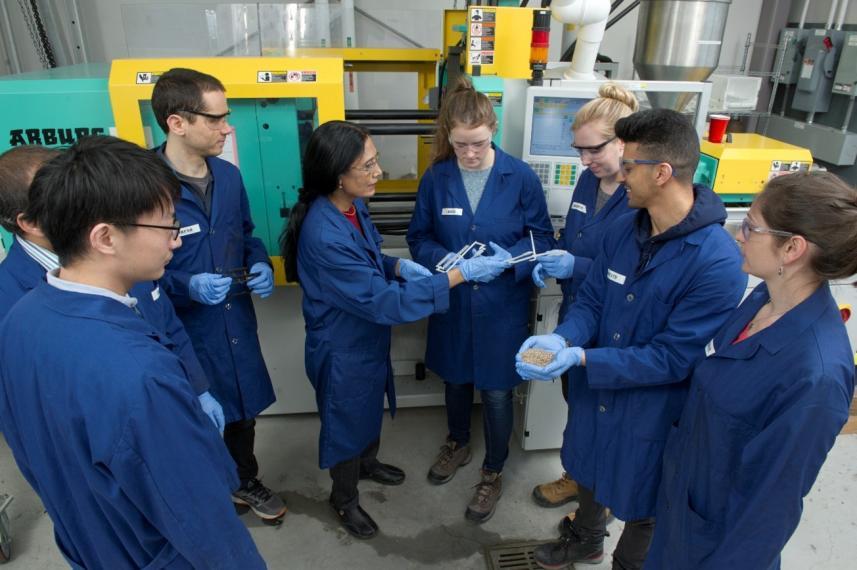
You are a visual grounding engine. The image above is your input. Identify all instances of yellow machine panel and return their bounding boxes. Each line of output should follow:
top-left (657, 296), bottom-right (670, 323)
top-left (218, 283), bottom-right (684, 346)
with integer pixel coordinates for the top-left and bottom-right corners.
top-left (699, 133), bottom-right (813, 200)
top-left (465, 5), bottom-right (541, 79)
top-left (109, 57), bottom-right (345, 148)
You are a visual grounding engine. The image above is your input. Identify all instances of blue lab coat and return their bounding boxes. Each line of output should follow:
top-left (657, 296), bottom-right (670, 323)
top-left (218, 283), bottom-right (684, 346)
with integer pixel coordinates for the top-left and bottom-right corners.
top-left (298, 197), bottom-right (451, 469)
top-left (407, 146), bottom-right (554, 390)
top-left (0, 239), bottom-right (209, 394)
top-left (159, 150), bottom-right (275, 422)
top-left (554, 185), bottom-right (748, 521)
top-left (0, 283), bottom-right (265, 569)
top-left (645, 282), bottom-right (855, 570)
top-left (556, 168), bottom-right (631, 320)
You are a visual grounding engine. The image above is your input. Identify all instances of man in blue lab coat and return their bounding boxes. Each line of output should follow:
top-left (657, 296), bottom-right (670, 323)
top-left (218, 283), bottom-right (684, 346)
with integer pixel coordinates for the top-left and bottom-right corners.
top-left (516, 109), bottom-right (748, 570)
top-left (0, 146), bottom-right (224, 431)
top-left (0, 136), bottom-right (265, 569)
top-left (152, 68), bottom-right (285, 521)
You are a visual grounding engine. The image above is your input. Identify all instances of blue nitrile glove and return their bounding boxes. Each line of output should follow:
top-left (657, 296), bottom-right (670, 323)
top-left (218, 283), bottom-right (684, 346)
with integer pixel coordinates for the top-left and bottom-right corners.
top-left (532, 263), bottom-right (548, 288)
top-left (398, 258), bottom-right (432, 281)
top-left (538, 250), bottom-right (576, 279)
top-left (189, 273), bottom-right (233, 305)
top-left (487, 241), bottom-right (512, 263)
top-left (515, 333), bottom-right (583, 381)
top-left (197, 391), bottom-right (225, 434)
top-left (517, 333), bottom-right (567, 355)
top-left (458, 255), bottom-right (507, 283)
top-left (247, 262), bottom-right (274, 298)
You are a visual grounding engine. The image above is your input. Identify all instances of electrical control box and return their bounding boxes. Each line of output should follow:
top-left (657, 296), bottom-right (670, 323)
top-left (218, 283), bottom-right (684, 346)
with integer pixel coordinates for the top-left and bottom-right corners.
top-left (774, 28), bottom-right (810, 85)
top-left (832, 31), bottom-right (857, 96)
top-left (792, 29), bottom-right (844, 114)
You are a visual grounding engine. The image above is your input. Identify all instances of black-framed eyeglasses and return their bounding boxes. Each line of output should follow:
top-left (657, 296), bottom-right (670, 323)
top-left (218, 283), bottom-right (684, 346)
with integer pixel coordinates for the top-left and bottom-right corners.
top-left (179, 109), bottom-right (231, 130)
top-left (740, 218), bottom-right (795, 241)
top-left (572, 136), bottom-right (616, 157)
top-left (115, 221), bottom-right (182, 240)
top-left (621, 158), bottom-right (675, 177)
top-left (351, 153), bottom-right (381, 174)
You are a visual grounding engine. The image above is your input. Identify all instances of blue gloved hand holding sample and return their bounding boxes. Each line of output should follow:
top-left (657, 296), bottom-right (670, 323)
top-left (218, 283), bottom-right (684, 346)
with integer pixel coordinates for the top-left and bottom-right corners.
top-left (458, 255), bottom-right (507, 283)
top-left (537, 250), bottom-right (576, 280)
top-left (515, 333), bottom-right (584, 381)
top-left (487, 241), bottom-right (512, 263)
top-left (247, 262), bottom-right (274, 298)
top-left (189, 273), bottom-right (233, 305)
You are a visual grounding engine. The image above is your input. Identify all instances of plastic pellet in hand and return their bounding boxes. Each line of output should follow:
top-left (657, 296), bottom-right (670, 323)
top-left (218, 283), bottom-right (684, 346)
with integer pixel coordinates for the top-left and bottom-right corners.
top-left (520, 348), bottom-right (555, 366)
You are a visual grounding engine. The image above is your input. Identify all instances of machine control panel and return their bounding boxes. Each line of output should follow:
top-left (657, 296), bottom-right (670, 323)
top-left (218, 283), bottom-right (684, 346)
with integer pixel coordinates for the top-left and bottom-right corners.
top-left (522, 89), bottom-right (595, 227)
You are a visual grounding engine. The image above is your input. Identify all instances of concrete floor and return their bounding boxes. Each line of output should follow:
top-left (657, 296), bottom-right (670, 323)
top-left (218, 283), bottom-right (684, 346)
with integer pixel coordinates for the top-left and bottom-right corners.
top-left (1, 406), bottom-right (856, 569)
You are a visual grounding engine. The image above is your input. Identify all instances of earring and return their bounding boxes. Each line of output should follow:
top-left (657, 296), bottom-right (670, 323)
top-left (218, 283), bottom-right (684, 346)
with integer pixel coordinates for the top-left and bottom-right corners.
top-left (777, 265), bottom-right (784, 277)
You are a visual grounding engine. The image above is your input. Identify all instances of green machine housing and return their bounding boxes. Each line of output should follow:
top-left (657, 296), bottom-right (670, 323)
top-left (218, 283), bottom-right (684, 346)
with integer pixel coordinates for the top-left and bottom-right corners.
top-left (0, 64), bottom-right (315, 256)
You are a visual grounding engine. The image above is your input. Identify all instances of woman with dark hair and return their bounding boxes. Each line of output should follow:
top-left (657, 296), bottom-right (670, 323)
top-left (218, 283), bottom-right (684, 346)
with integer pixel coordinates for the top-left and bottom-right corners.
top-left (407, 79), bottom-right (553, 523)
top-left (645, 171), bottom-right (857, 569)
top-left (280, 120), bottom-right (506, 539)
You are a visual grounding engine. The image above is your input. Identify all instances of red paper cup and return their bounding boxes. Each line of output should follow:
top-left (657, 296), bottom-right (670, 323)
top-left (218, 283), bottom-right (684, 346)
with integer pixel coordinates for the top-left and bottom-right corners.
top-left (708, 114), bottom-right (730, 143)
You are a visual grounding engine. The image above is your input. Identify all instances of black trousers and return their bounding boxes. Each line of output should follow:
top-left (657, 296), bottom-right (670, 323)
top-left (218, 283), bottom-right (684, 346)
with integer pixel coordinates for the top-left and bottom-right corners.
top-left (573, 484), bottom-right (655, 570)
top-left (329, 439), bottom-right (380, 510)
top-left (224, 418), bottom-right (259, 486)
top-left (561, 371), bottom-right (570, 401)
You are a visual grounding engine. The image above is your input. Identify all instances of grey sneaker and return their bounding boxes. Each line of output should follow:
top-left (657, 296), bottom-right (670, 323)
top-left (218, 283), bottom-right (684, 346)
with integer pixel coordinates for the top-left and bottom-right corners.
top-left (427, 440), bottom-right (472, 484)
top-left (232, 478), bottom-right (287, 521)
top-left (465, 469), bottom-right (503, 523)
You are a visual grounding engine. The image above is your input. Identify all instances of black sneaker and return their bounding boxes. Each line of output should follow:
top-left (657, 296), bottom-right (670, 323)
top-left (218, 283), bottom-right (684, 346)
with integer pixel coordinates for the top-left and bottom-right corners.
top-left (533, 535), bottom-right (604, 569)
top-left (232, 478), bottom-right (287, 521)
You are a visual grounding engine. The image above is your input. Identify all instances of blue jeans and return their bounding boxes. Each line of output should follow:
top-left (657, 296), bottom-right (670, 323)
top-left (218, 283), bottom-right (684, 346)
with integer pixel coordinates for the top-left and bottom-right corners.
top-left (445, 382), bottom-right (513, 473)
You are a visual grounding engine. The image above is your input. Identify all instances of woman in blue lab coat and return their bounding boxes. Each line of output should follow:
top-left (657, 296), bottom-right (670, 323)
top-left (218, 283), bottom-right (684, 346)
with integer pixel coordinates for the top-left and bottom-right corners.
top-left (530, 83), bottom-right (639, 512)
top-left (407, 79), bottom-right (553, 523)
top-left (280, 120), bottom-right (506, 540)
top-left (646, 171), bottom-right (857, 570)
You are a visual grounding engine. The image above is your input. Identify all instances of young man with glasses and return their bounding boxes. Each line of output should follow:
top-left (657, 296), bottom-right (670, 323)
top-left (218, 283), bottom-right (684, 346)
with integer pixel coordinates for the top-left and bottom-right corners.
top-left (516, 109), bottom-right (748, 570)
top-left (151, 68), bottom-right (285, 523)
top-left (0, 144), bottom-right (224, 433)
top-left (0, 136), bottom-right (265, 568)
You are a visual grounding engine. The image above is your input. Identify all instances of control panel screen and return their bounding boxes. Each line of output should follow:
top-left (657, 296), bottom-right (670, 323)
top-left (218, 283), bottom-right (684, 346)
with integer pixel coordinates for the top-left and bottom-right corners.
top-left (529, 96), bottom-right (591, 157)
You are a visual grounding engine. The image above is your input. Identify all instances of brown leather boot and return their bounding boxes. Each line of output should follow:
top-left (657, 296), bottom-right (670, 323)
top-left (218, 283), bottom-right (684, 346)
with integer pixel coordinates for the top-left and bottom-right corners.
top-left (427, 440), bottom-right (472, 485)
top-left (532, 472), bottom-right (579, 508)
top-left (465, 469), bottom-right (503, 523)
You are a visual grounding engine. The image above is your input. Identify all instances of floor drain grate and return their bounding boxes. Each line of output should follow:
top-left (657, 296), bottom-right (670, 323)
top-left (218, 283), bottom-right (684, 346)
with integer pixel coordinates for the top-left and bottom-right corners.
top-left (484, 540), bottom-right (554, 570)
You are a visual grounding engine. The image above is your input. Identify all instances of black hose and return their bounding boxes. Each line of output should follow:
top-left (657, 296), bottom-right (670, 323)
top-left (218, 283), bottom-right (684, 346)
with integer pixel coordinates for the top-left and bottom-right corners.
top-left (29, 0), bottom-right (56, 67)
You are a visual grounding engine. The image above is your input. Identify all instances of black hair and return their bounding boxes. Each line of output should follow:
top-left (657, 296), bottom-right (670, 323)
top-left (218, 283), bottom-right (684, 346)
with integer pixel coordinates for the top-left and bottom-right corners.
top-left (151, 68), bottom-right (226, 134)
top-left (25, 136), bottom-right (181, 266)
top-left (279, 120), bottom-right (369, 283)
top-left (755, 171), bottom-right (857, 281)
top-left (614, 108), bottom-right (700, 184)
top-left (0, 146), bottom-right (61, 234)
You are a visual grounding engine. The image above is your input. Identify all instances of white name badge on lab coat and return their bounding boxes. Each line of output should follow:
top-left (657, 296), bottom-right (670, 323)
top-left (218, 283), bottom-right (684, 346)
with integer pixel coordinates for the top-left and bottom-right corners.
top-left (441, 208), bottom-right (463, 216)
top-left (705, 339), bottom-right (716, 357)
top-left (151, 286), bottom-right (161, 301)
top-left (571, 202), bottom-right (587, 214)
top-left (607, 269), bottom-right (626, 285)
top-left (179, 224), bottom-right (201, 237)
